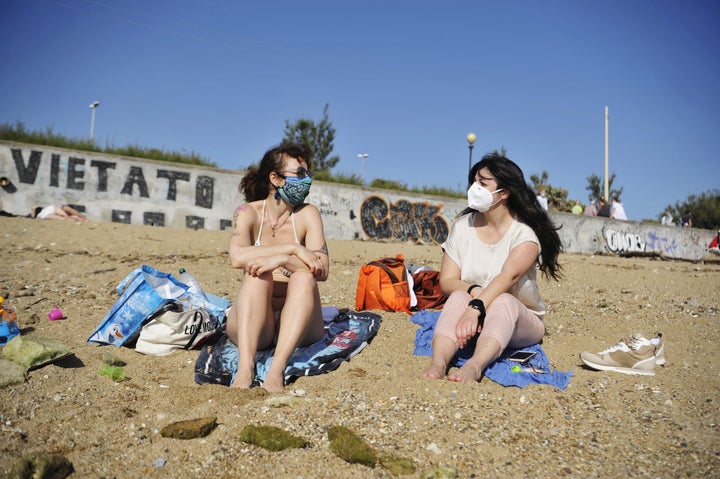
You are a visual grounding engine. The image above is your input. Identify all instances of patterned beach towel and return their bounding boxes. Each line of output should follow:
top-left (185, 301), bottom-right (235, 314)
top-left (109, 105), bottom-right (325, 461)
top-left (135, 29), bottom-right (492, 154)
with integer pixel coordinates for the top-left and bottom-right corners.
top-left (195, 307), bottom-right (382, 387)
top-left (411, 309), bottom-right (573, 389)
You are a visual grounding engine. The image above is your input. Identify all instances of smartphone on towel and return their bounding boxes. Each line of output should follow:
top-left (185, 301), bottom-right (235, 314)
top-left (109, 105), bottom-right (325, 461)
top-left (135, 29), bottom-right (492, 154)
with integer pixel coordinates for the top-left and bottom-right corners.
top-left (507, 350), bottom-right (537, 364)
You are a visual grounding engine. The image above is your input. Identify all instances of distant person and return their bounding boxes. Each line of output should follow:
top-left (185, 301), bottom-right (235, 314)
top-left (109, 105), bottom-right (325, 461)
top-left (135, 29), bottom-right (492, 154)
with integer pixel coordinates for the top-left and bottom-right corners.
top-left (661, 212), bottom-right (674, 226)
top-left (536, 189), bottom-right (548, 211)
top-left (571, 201), bottom-right (583, 215)
top-left (30, 205), bottom-right (90, 222)
top-left (597, 198), bottom-right (611, 217)
top-left (681, 210), bottom-right (692, 227)
top-left (583, 200), bottom-right (597, 217)
top-left (610, 197), bottom-right (628, 220)
top-left (709, 231), bottom-right (720, 255)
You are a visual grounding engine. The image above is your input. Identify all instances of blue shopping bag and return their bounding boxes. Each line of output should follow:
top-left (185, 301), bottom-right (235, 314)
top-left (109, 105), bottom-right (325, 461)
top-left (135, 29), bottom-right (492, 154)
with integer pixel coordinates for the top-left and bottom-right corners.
top-left (88, 265), bottom-right (188, 346)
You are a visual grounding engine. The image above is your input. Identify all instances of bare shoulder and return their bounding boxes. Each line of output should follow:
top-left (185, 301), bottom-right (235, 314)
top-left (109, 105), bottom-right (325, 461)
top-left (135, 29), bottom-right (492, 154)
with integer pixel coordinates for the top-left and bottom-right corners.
top-left (234, 201), bottom-right (262, 217)
top-left (295, 203), bottom-right (326, 250)
top-left (295, 202), bottom-right (320, 214)
top-left (232, 201), bottom-right (262, 230)
top-left (294, 203), bottom-right (323, 222)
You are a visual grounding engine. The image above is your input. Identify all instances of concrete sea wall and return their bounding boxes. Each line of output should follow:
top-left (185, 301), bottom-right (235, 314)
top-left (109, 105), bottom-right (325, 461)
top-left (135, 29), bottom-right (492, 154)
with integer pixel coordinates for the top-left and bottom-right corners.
top-left (1, 141), bottom-right (714, 261)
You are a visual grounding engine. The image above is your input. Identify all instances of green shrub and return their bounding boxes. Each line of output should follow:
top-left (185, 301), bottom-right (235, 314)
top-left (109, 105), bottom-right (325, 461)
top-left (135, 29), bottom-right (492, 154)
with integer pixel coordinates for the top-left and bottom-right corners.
top-left (0, 121), bottom-right (215, 167)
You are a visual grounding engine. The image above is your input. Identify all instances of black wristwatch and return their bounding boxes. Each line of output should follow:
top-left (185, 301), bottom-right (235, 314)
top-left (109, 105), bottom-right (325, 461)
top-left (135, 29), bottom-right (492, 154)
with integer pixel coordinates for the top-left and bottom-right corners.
top-left (468, 298), bottom-right (486, 327)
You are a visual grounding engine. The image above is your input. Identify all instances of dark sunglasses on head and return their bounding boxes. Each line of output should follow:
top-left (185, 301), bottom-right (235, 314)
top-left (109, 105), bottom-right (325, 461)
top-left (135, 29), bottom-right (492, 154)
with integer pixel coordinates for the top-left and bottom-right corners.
top-left (276, 167), bottom-right (313, 179)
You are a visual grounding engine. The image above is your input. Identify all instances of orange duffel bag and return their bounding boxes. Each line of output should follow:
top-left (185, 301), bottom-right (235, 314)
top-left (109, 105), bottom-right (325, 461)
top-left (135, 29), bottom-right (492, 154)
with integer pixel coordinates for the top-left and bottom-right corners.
top-left (355, 254), bottom-right (411, 314)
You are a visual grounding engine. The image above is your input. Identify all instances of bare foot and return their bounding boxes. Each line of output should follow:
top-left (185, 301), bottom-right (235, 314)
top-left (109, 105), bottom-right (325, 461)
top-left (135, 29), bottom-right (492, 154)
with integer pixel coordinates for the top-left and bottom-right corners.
top-left (420, 362), bottom-right (447, 379)
top-left (447, 361), bottom-right (483, 383)
top-left (230, 364), bottom-right (255, 389)
top-left (261, 371), bottom-right (285, 393)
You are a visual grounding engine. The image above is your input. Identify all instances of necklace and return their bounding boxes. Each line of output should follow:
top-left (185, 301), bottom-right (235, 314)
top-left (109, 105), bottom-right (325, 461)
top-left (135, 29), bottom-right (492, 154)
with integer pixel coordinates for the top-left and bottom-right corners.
top-left (268, 209), bottom-right (291, 237)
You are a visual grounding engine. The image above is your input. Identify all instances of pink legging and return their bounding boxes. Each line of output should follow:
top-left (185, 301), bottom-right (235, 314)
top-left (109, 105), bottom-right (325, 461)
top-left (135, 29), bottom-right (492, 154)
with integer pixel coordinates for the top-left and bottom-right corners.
top-left (433, 290), bottom-right (545, 350)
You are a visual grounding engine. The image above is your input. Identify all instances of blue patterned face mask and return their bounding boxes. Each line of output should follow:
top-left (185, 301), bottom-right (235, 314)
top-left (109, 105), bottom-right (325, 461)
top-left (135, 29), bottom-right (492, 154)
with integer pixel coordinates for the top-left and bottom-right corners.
top-left (275, 176), bottom-right (312, 206)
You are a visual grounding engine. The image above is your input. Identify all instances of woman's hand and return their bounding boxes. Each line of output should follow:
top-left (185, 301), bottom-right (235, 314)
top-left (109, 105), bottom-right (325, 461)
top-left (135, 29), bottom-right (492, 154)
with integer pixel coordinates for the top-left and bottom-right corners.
top-left (245, 255), bottom-right (287, 277)
top-left (310, 252), bottom-right (328, 279)
top-left (455, 308), bottom-right (483, 349)
top-left (293, 246), bottom-right (323, 274)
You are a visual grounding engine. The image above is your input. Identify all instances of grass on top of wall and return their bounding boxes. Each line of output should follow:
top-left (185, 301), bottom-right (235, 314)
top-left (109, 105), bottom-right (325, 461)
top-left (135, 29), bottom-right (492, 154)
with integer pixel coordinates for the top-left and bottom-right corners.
top-left (0, 121), bottom-right (215, 167)
top-left (1, 121), bottom-right (464, 199)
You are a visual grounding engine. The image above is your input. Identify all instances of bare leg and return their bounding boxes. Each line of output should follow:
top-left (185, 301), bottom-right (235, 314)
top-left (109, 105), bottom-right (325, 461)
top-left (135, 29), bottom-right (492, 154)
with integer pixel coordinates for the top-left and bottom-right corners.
top-left (262, 272), bottom-right (323, 392)
top-left (54, 206), bottom-right (71, 219)
top-left (421, 290), bottom-right (469, 379)
top-left (447, 293), bottom-right (542, 383)
top-left (420, 335), bottom-right (457, 379)
top-left (447, 336), bottom-right (501, 383)
top-left (61, 205), bottom-right (90, 222)
top-left (44, 214), bottom-right (70, 221)
top-left (226, 272), bottom-right (275, 389)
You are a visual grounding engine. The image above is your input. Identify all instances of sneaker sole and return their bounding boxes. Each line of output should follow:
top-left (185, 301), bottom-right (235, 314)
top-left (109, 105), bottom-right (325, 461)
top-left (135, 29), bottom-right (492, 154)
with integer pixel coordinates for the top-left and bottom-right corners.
top-left (580, 358), bottom-right (656, 376)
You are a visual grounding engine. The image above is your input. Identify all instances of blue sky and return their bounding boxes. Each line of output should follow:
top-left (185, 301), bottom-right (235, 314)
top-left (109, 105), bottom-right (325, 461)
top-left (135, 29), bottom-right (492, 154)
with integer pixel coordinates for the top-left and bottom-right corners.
top-left (2, 0), bottom-right (718, 222)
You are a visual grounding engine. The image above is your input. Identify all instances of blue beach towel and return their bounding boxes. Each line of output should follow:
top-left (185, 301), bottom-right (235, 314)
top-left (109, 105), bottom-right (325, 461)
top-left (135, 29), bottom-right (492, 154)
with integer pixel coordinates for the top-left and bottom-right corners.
top-left (195, 307), bottom-right (382, 387)
top-left (412, 309), bottom-right (573, 389)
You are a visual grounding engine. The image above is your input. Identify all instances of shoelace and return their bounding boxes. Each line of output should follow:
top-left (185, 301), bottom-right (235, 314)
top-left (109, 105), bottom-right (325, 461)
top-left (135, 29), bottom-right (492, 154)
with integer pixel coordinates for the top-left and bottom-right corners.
top-left (597, 335), bottom-right (655, 355)
top-left (598, 340), bottom-right (631, 355)
top-left (626, 335), bottom-right (650, 350)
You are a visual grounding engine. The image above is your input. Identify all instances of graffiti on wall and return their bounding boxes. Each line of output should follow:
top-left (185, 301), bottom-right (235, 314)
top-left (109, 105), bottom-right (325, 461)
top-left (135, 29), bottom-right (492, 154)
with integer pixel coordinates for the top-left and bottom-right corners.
top-left (12, 148), bottom-right (215, 206)
top-left (603, 225), bottom-right (708, 260)
top-left (360, 195), bottom-right (449, 244)
top-left (645, 230), bottom-right (679, 256)
top-left (316, 193), bottom-right (353, 220)
top-left (9, 148), bottom-right (227, 228)
top-left (603, 227), bottom-right (646, 253)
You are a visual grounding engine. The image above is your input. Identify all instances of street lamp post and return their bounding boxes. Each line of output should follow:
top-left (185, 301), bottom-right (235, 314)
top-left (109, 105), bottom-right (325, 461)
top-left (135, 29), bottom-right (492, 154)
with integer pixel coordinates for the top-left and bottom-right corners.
top-left (466, 132), bottom-right (477, 172)
top-left (357, 153), bottom-right (369, 182)
top-left (603, 106), bottom-right (609, 202)
top-left (89, 101), bottom-right (100, 142)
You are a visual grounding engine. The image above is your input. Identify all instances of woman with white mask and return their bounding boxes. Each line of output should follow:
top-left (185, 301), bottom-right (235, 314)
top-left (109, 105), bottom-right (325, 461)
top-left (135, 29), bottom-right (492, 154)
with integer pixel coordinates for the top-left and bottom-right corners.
top-left (421, 153), bottom-right (562, 383)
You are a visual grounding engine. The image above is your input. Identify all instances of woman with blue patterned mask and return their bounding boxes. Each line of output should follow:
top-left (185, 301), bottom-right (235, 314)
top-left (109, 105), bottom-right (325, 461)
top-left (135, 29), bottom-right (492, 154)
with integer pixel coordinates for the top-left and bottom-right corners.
top-left (274, 165), bottom-right (313, 206)
top-left (226, 143), bottom-right (329, 393)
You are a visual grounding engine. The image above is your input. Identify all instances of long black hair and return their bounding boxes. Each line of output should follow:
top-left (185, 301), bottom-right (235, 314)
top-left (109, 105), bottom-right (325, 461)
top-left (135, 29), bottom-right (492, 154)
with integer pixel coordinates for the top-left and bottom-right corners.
top-left (239, 143), bottom-right (313, 202)
top-left (466, 152), bottom-right (563, 280)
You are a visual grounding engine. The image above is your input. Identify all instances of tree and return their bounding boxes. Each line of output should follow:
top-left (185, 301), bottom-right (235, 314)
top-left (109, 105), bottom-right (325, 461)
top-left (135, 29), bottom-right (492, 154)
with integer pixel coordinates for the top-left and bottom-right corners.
top-left (493, 146), bottom-right (508, 157)
top-left (283, 103), bottom-right (339, 173)
top-left (585, 173), bottom-right (623, 202)
top-left (664, 189), bottom-right (720, 230)
top-left (529, 171), bottom-right (571, 212)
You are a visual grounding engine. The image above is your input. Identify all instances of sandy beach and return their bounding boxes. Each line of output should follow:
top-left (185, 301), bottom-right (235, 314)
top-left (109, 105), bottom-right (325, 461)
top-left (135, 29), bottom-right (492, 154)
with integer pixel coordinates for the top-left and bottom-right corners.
top-left (1, 216), bottom-right (718, 478)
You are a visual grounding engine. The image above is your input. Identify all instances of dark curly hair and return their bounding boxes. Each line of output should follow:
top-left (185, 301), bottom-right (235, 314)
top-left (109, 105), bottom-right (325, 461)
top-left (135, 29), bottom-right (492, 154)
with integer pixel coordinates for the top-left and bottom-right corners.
top-left (239, 143), bottom-right (313, 202)
top-left (464, 152), bottom-right (563, 280)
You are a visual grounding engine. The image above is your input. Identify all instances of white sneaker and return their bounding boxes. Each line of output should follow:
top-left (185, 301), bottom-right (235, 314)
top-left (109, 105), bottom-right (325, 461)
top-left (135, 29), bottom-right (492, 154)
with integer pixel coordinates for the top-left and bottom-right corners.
top-left (584, 333), bottom-right (665, 365)
top-left (580, 333), bottom-right (663, 376)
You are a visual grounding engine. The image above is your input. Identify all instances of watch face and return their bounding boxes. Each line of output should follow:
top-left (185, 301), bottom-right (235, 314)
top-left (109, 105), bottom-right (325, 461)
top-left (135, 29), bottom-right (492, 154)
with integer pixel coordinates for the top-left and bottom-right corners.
top-left (469, 299), bottom-right (484, 310)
